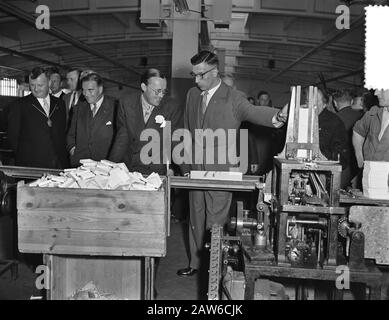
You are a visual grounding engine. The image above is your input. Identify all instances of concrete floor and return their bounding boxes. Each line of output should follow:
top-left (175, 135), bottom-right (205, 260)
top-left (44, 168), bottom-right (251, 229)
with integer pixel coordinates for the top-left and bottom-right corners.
top-left (0, 219), bottom-right (201, 300)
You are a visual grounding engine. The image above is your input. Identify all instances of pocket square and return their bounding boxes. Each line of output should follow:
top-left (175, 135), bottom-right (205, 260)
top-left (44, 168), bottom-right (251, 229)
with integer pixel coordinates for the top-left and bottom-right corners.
top-left (106, 121), bottom-right (112, 126)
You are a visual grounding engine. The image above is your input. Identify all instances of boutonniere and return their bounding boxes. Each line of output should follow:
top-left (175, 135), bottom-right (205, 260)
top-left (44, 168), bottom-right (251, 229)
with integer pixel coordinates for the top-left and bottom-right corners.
top-left (155, 115), bottom-right (167, 128)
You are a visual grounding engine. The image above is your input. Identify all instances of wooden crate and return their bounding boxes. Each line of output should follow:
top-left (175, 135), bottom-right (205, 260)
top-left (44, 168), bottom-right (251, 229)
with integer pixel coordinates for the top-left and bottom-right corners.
top-left (45, 255), bottom-right (155, 300)
top-left (16, 180), bottom-right (168, 257)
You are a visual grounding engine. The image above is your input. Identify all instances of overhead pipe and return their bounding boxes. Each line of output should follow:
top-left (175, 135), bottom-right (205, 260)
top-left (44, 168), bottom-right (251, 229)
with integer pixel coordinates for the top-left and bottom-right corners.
top-left (0, 46), bottom-right (139, 89)
top-left (267, 14), bottom-right (365, 82)
top-left (0, 2), bottom-right (141, 76)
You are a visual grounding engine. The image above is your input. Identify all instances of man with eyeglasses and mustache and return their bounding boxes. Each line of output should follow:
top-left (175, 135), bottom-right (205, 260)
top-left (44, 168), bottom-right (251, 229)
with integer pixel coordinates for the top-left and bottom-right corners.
top-left (109, 68), bottom-right (182, 175)
top-left (177, 51), bottom-right (288, 282)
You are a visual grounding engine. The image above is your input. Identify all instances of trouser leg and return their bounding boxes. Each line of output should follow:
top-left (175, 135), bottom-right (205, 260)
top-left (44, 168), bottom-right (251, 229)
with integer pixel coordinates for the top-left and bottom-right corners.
top-left (188, 190), bottom-right (206, 269)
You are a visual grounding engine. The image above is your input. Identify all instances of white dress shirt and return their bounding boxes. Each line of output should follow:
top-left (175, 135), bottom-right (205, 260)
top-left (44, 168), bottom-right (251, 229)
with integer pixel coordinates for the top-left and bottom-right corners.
top-left (90, 95), bottom-right (104, 115)
top-left (37, 95), bottom-right (50, 116)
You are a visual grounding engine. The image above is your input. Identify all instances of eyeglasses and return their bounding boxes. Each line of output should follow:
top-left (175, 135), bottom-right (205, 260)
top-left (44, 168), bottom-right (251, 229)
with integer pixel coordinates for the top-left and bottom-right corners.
top-left (190, 67), bottom-right (217, 79)
top-left (148, 85), bottom-right (168, 96)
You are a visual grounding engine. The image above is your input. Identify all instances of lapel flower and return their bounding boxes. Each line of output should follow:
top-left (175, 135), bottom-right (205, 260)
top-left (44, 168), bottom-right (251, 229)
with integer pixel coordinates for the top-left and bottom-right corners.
top-left (155, 115), bottom-right (167, 128)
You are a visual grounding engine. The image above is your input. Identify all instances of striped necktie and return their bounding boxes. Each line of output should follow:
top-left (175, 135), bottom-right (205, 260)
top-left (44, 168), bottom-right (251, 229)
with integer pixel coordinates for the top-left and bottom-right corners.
top-left (43, 98), bottom-right (50, 116)
top-left (202, 90), bottom-right (209, 115)
top-left (91, 103), bottom-right (97, 117)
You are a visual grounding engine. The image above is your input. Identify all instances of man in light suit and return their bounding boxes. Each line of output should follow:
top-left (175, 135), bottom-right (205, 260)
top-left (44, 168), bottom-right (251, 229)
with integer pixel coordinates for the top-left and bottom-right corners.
top-left (67, 72), bottom-right (118, 167)
top-left (7, 67), bottom-right (68, 169)
top-left (109, 68), bottom-right (182, 175)
top-left (176, 51), bottom-right (288, 280)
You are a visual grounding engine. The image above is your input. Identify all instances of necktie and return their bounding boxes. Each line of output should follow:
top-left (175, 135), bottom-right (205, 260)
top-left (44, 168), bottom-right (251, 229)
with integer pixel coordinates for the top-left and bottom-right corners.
top-left (43, 98), bottom-right (50, 116)
top-left (144, 105), bottom-right (152, 123)
top-left (91, 104), bottom-right (97, 117)
top-left (202, 91), bottom-right (209, 115)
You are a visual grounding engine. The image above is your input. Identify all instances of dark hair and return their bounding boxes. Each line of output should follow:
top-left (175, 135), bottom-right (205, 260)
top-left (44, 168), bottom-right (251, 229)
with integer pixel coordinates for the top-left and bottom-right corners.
top-left (247, 97), bottom-right (255, 103)
top-left (46, 67), bottom-right (61, 77)
top-left (333, 88), bottom-right (352, 103)
top-left (81, 72), bottom-right (103, 86)
top-left (29, 67), bottom-right (49, 80)
top-left (257, 90), bottom-right (270, 100)
top-left (140, 68), bottom-right (166, 86)
top-left (66, 67), bottom-right (82, 91)
top-left (190, 50), bottom-right (219, 67)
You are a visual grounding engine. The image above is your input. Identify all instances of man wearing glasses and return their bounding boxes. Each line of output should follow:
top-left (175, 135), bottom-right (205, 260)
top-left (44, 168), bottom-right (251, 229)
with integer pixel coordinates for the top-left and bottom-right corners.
top-left (109, 68), bottom-right (182, 175)
top-left (177, 51), bottom-right (288, 281)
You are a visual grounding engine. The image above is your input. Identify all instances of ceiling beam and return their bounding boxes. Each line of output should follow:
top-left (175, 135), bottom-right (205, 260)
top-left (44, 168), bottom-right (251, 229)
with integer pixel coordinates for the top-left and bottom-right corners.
top-left (266, 14), bottom-right (365, 82)
top-left (0, 46), bottom-right (138, 89)
top-left (0, 2), bottom-right (141, 76)
top-left (70, 16), bottom-right (93, 32)
top-left (211, 33), bottom-right (363, 55)
top-left (111, 13), bottom-right (129, 28)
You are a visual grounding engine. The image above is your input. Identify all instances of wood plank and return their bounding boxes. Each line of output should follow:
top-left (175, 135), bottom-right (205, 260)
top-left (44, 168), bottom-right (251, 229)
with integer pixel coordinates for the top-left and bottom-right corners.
top-left (18, 229), bottom-right (166, 256)
top-left (18, 210), bottom-right (166, 234)
top-left (17, 185), bottom-right (166, 215)
top-left (49, 255), bottom-right (142, 300)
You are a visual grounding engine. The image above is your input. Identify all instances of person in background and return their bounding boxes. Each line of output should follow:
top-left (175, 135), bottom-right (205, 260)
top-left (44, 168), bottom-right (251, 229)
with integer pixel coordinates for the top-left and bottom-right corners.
top-left (63, 68), bottom-right (83, 132)
top-left (333, 89), bottom-right (364, 187)
top-left (312, 88), bottom-right (350, 188)
top-left (246, 90), bottom-right (276, 175)
top-left (67, 73), bottom-right (118, 167)
top-left (351, 89), bottom-right (366, 112)
top-left (47, 67), bottom-right (65, 99)
top-left (353, 89), bottom-right (389, 168)
top-left (7, 67), bottom-right (68, 169)
top-left (247, 97), bottom-right (255, 105)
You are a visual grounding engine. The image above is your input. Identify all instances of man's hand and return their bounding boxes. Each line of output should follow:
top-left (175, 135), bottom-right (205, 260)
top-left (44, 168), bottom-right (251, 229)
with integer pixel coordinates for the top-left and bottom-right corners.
top-left (69, 146), bottom-right (75, 156)
top-left (276, 103), bottom-right (289, 123)
top-left (167, 168), bottom-right (174, 176)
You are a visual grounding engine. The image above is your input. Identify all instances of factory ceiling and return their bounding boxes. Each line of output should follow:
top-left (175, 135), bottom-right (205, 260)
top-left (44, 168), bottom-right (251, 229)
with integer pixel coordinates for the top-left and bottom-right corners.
top-left (0, 0), bottom-right (366, 89)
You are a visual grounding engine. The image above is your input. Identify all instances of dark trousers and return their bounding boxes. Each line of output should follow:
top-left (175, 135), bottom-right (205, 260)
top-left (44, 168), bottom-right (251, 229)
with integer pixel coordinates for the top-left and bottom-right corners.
top-left (188, 190), bottom-right (232, 269)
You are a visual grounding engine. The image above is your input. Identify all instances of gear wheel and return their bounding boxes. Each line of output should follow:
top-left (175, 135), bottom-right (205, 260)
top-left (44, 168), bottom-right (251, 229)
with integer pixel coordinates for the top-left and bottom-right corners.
top-left (338, 216), bottom-right (348, 238)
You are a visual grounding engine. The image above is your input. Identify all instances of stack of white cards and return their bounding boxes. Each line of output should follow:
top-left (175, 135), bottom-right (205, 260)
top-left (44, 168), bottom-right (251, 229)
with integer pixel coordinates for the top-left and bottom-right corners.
top-left (29, 159), bottom-right (163, 191)
top-left (362, 161), bottom-right (389, 199)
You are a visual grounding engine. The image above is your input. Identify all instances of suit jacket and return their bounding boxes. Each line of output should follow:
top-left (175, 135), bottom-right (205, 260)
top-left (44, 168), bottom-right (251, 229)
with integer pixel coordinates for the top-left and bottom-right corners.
top-left (109, 93), bottom-right (183, 175)
top-left (183, 82), bottom-right (278, 173)
top-left (67, 95), bottom-right (118, 167)
top-left (64, 91), bottom-right (83, 132)
top-left (7, 93), bottom-right (68, 169)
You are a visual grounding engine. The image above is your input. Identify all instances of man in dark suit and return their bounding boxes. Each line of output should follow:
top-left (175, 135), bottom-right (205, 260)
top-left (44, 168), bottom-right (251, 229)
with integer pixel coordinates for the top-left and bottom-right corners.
top-left (176, 51), bottom-right (288, 279)
top-left (67, 73), bottom-right (118, 167)
top-left (47, 67), bottom-right (65, 99)
top-left (109, 68), bottom-right (182, 175)
top-left (7, 67), bottom-right (68, 169)
top-left (63, 68), bottom-right (82, 132)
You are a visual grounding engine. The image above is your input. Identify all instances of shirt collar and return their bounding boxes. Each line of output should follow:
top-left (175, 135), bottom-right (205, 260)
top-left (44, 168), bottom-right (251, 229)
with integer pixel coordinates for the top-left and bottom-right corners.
top-left (203, 79), bottom-right (222, 98)
top-left (91, 95), bottom-right (104, 109)
top-left (37, 95), bottom-right (50, 105)
top-left (141, 94), bottom-right (155, 111)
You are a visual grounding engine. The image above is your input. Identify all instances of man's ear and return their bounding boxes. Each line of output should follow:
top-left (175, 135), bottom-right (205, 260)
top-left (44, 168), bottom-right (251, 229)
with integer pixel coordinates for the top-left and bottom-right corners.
top-left (141, 82), bottom-right (147, 93)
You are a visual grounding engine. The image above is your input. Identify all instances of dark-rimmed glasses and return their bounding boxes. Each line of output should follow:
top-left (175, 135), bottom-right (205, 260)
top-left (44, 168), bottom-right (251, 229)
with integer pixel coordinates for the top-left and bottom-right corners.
top-left (190, 66), bottom-right (217, 79)
top-left (148, 85), bottom-right (168, 96)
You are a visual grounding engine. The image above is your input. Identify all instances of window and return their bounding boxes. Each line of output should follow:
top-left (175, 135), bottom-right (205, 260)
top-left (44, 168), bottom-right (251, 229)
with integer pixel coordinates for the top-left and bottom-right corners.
top-left (0, 78), bottom-right (18, 96)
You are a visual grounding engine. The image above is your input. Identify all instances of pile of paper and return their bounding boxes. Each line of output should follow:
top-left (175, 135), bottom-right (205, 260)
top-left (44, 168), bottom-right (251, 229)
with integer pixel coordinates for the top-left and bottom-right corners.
top-left (362, 161), bottom-right (389, 199)
top-left (69, 281), bottom-right (123, 300)
top-left (29, 159), bottom-right (163, 191)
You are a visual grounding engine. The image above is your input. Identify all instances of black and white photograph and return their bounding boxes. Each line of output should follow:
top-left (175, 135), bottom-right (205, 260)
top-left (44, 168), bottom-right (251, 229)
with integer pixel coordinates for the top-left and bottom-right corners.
top-left (0, 0), bottom-right (388, 308)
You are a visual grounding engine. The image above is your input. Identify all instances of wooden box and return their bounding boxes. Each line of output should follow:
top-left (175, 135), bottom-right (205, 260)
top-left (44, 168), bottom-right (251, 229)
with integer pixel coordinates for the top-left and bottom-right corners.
top-left (16, 180), bottom-right (168, 257)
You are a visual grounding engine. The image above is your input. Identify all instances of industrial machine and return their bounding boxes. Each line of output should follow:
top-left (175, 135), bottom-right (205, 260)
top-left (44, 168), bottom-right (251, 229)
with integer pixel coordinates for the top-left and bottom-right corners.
top-left (208, 86), bottom-right (383, 300)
